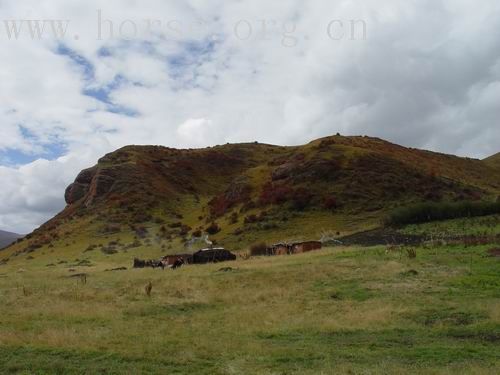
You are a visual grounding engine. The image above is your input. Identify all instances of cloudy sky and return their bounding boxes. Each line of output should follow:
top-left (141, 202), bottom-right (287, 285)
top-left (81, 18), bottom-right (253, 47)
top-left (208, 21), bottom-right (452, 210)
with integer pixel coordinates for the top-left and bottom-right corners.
top-left (1, 0), bottom-right (499, 233)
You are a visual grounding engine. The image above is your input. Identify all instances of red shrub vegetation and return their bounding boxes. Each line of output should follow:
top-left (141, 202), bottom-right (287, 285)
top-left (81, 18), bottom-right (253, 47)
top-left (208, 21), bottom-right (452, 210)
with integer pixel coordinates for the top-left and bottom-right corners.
top-left (324, 196), bottom-right (338, 210)
top-left (291, 188), bottom-right (313, 211)
top-left (259, 182), bottom-right (292, 205)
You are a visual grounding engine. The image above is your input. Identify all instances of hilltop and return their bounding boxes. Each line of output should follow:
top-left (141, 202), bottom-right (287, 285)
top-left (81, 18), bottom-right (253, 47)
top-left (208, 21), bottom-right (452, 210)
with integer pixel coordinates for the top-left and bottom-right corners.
top-left (2, 135), bottom-right (500, 264)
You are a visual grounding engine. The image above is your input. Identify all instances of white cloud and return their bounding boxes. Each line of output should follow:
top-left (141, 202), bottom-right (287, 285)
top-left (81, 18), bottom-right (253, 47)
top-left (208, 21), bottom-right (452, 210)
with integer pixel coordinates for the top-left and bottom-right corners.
top-left (176, 118), bottom-right (218, 148)
top-left (1, 0), bottom-right (500, 232)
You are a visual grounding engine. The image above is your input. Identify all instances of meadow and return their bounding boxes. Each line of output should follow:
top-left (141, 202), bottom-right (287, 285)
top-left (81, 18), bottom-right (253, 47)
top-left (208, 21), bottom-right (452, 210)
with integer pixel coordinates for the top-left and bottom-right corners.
top-left (0, 240), bottom-right (499, 374)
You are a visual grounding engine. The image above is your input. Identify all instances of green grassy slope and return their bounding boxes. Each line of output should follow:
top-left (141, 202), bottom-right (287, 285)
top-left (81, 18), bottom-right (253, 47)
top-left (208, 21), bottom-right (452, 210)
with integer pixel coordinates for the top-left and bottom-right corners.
top-left (0, 244), bottom-right (498, 374)
top-left (2, 135), bottom-right (500, 265)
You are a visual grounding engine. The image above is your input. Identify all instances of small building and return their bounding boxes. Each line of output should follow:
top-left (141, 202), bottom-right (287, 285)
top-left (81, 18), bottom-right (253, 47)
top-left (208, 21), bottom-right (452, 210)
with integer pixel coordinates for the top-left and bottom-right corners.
top-left (267, 243), bottom-right (291, 256)
top-left (192, 247), bottom-right (236, 264)
top-left (291, 241), bottom-right (322, 254)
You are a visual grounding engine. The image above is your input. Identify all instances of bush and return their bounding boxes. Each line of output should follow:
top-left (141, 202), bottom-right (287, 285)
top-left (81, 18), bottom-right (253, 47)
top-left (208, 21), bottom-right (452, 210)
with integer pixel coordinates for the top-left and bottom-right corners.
top-left (131, 212), bottom-right (152, 223)
top-left (244, 214), bottom-right (260, 224)
top-left (229, 212), bottom-right (239, 224)
top-left (134, 226), bottom-right (148, 238)
top-left (179, 225), bottom-right (192, 236)
top-left (259, 182), bottom-right (292, 205)
top-left (99, 224), bottom-right (121, 234)
top-left (291, 188), bottom-right (313, 211)
top-left (324, 196), bottom-right (338, 210)
top-left (386, 201), bottom-right (500, 226)
top-left (205, 222), bottom-right (221, 235)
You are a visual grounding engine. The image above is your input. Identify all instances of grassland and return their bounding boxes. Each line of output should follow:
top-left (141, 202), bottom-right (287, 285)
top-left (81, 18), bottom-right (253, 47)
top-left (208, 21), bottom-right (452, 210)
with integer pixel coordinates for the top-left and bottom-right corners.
top-left (1, 239), bottom-right (499, 374)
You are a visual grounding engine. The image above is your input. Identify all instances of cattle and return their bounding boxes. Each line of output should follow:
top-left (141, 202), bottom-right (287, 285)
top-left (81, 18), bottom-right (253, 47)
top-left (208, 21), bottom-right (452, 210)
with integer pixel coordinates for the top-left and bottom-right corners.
top-left (160, 254), bottom-right (193, 267)
top-left (264, 241), bottom-right (323, 256)
top-left (172, 257), bottom-right (185, 269)
top-left (133, 248), bottom-right (235, 270)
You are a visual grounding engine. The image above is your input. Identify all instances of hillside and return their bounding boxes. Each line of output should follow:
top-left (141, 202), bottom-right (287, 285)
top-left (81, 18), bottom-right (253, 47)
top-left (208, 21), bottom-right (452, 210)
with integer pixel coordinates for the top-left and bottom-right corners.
top-left (0, 230), bottom-right (22, 249)
top-left (2, 135), bottom-right (500, 264)
top-left (484, 152), bottom-right (500, 170)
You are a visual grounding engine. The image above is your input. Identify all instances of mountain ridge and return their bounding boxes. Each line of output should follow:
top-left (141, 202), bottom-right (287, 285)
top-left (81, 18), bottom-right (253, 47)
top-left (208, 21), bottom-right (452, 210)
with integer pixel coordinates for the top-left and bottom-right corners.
top-left (2, 135), bottom-right (500, 263)
top-left (0, 230), bottom-right (23, 249)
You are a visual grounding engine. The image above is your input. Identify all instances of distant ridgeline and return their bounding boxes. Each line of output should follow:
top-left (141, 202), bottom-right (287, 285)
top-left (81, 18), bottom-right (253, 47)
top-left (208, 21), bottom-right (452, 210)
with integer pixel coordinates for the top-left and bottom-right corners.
top-left (0, 230), bottom-right (23, 249)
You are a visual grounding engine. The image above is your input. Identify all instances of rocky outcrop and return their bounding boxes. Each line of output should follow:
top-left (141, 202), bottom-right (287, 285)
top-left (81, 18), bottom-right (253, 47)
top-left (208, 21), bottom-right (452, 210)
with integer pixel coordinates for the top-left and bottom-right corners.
top-left (64, 182), bottom-right (88, 204)
top-left (64, 166), bottom-right (116, 206)
top-left (64, 167), bottom-right (97, 204)
top-left (85, 171), bottom-right (116, 206)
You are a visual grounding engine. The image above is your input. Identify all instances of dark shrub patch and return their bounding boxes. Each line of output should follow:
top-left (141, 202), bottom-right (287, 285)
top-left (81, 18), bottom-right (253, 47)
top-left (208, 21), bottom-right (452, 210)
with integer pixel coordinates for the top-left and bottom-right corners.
top-left (134, 226), bottom-right (148, 238)
top-left (101, 246), bottom-right (118, 255)
top-left (229, 212), bottom-right (238, 224)
top-left (179, 225), bottom-right (192, 236)
top-left (291, 188), bottom-right (313, 211)
top-left (324, 196), bottom-right (338, 210)
top-left (259, 182), bottom-right (292, 206)
top-left (205, 222), bottom-right (221, 235)
top-left (131, 212), bottom-right (152, 223)
top-left (386, 201), bottom-right (500, 226)
top-left (244, 214), bottom-right (259, 224)
top-left (100, 225), bottom-right (121, 234)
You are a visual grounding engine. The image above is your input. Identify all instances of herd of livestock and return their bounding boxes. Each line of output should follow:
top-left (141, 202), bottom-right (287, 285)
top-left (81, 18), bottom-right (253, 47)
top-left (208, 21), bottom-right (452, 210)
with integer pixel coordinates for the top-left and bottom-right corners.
top-left (133, 241), bottom-right (323, 270)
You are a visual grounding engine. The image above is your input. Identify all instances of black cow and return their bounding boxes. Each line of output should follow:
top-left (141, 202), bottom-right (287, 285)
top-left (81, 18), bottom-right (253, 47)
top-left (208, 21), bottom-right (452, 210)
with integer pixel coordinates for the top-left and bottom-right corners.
top-left (172, 257), bottom-right (185, 270)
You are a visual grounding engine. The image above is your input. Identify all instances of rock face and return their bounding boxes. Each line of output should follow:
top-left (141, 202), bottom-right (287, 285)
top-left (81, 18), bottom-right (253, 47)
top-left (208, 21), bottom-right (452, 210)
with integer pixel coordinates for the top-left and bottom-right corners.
top-left (64, 167), bottom-right (97, 205)
top-left (64, 166), bottom-right (116, 206)
top-left (64, 183), bottom-right (88, 204)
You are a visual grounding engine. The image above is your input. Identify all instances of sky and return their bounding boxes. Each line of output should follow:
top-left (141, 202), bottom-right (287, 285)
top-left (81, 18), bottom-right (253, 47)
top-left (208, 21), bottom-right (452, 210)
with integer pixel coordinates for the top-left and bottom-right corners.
top-left (1, 0), bottom-right (500, 233)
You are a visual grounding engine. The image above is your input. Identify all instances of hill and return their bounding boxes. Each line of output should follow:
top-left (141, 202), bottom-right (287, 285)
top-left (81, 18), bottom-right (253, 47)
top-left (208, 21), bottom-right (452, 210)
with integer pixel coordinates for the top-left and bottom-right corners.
top-left (2, 135), bottom-right (500, 264)
top-left (0, 230), bottom-right (22, 249)
top-left (484, 152), bottom-right (500, 170)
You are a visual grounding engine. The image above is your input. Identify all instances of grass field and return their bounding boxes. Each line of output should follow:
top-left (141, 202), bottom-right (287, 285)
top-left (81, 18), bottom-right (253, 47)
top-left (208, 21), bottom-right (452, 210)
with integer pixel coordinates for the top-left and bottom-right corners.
top-left (1, 240), bottom-right (499, 374)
